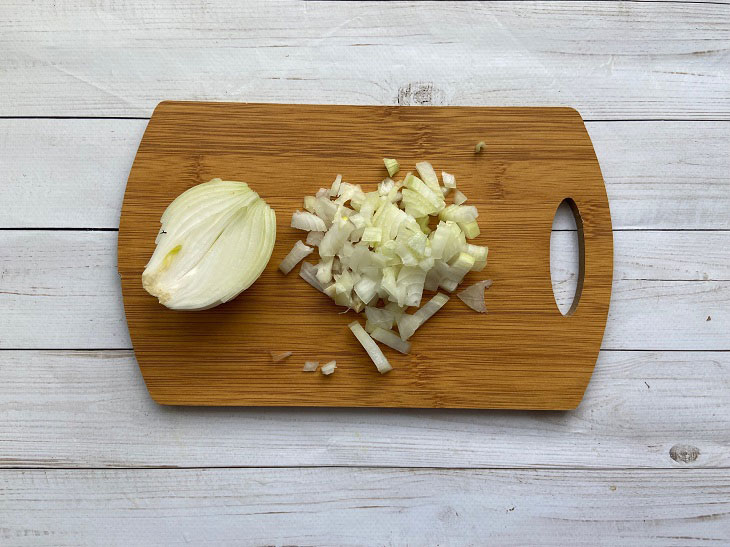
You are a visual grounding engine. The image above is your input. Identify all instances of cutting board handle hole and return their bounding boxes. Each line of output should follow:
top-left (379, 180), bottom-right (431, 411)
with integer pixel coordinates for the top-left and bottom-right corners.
top-left (550, 198), bottom-right (585, 316)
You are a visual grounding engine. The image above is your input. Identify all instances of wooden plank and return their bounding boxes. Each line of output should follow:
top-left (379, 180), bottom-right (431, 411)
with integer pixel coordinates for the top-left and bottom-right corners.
top-left (118, 102), bottom-right (613, 409)
top-left (3, 120), bottom-right (728, 230)
top-left (1, 349), bottom-right (728, 469)
top-left (1, 468), bottom-right (728, 546)
top-left (1, 230), bottom-right (728, 350)
top-left (0, 231), bottom-right (131, 349)
top-left (0, 119), bottom-right (143, 228)
top-left (1, 2), bottom-right (728, 119)
top-left (582, 122), bottom-right (730, 230)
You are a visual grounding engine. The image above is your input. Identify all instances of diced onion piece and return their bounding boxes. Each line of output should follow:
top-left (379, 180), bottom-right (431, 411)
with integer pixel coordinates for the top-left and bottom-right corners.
top-left (418, 256), bottom-right (435, 272)
top-left (440, 204), bottom-right (478, 224)
top-left (450, 252), bottom-right (475, 276)
top-left (415, 161), bottom-right (441, 194)
top-left (453, 189), bottom-right (467, 205)
top-left (404, 173), bottom-right (445, 211)
top-left (397, 266), bottom-right (427, 307)
top-left (430, 221), bottom-right (464, 262)
top-left (361, 226), bottom-right (382, 244)
top-left (442, 171), bottom-right (456, 189)
top-left (440, 278), bottom-right (458, 292)
top-left (270, 350), bottom-right (293, 362)
top-left (349, 226), bottom-right (365, 243)
top-left (461, 220), bottom-right (481, 239)
top-left (464, 243), bottom-right (488, 271)
top-left (316, 256), bottom-right (334, 285)
top-left (364, 306), bottom-right (395, 331)
top-left (313, 196), bottom-right (338, 227)
top-left (397, 292), bottom-right (449, 341)
top-left (348, 321), bottom-right (392, 373)
top-left (335, 182), bottom-right (363, 205)
top-left (378, 178), bottom-right (395, 196)
top-left (334, 269), bottom-right (355, 296)
top-left (329, 174), bottom-right (342, 197)
top-left (319, 215), bottom-right (355, 257)
top-left (349, 213), bottom-right (367, 229)
top-left (299, 261), bottom-right (324, 292)
top-left (304, 195), bottom-right (316, 213)
top-left (321, 360), bottom-right (337, 375)
top-left (371, 327), bottom-right (411, 354)
top-left (292, 210), bottom-right (327, 232)
top-left (279, 240), bottom-right (314, 274)
top-left (457, 279), bottom-right (492, 313)
top-left (383, 158), bottom-right (400, 177)
top-left (306, 231), bottom-right (325, 247)
top-left (475, 141), bottom-right (486, 153)
top-left (385, 302), bottom-right (405, 318)
top-left (354, 276), bottom-right (379, 304)
top-left (424, 268), bottom-right (439, 291)
top-left (303, 361), bottom-right (319, 372)
top-left (351, 294), bottom-right (366, 313)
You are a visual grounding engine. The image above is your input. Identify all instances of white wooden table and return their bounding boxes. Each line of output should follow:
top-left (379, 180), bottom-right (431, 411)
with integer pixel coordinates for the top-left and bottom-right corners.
top-left (1, 1), bottom-right (729, 545)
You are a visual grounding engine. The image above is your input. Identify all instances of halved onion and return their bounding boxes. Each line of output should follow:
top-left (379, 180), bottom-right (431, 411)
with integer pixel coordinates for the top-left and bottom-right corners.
top-left (142, 178), bottom-right (276, 311)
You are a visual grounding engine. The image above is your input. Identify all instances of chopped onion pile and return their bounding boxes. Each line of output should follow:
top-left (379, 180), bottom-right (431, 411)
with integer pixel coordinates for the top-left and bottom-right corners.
top-left (142, 178), bottom-right (276, 310)
top-left (283, 160), bottom-right (490, 373)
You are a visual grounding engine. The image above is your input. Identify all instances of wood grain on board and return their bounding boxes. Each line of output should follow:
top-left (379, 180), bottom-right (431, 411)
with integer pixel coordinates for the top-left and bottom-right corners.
top-left (118, 101), bottom-right (613, 409)
top-left (3, 119), bottom-right (729, 230)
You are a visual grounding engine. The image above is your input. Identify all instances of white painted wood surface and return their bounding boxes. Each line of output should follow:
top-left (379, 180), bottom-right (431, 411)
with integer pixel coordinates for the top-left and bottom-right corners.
top-left (1, 1), bottom-right (729, 544)
top-left (1, 1), bottom-right (728, 119)
top-left (1, 350), bottom-right (727, 469)
top-left (2, 468), bottom-right (729, 546)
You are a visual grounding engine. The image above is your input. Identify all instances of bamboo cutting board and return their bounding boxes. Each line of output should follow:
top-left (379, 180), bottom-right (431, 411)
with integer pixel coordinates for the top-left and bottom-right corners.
top-left (118, 101), bottom-right (613, 409)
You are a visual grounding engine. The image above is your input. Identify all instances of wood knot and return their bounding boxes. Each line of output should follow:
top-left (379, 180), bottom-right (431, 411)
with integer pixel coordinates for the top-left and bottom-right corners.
top-left (669, 444), bottom-right (700, 464)
top-left (397, 82), bottom-right (445, 106)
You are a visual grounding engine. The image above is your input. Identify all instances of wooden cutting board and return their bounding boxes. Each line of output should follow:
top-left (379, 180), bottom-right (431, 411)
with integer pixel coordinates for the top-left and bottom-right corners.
top-left (118, 101), bottom-right (612, 409)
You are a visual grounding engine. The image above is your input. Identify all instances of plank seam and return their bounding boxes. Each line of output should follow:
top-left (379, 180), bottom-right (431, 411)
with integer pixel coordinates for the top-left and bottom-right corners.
top-left (2, 116), bottom-right (730, 122)
top-left (0, 465), bottom-right (726, 471)
top-left (1, 348), bottom-right (729, 352)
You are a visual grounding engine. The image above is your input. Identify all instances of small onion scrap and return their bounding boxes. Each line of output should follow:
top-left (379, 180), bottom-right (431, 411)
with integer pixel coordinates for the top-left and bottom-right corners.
top-left (270, 351), bottom-right (293, 362)
top-left (457, 279), bottom-right (493, 313)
